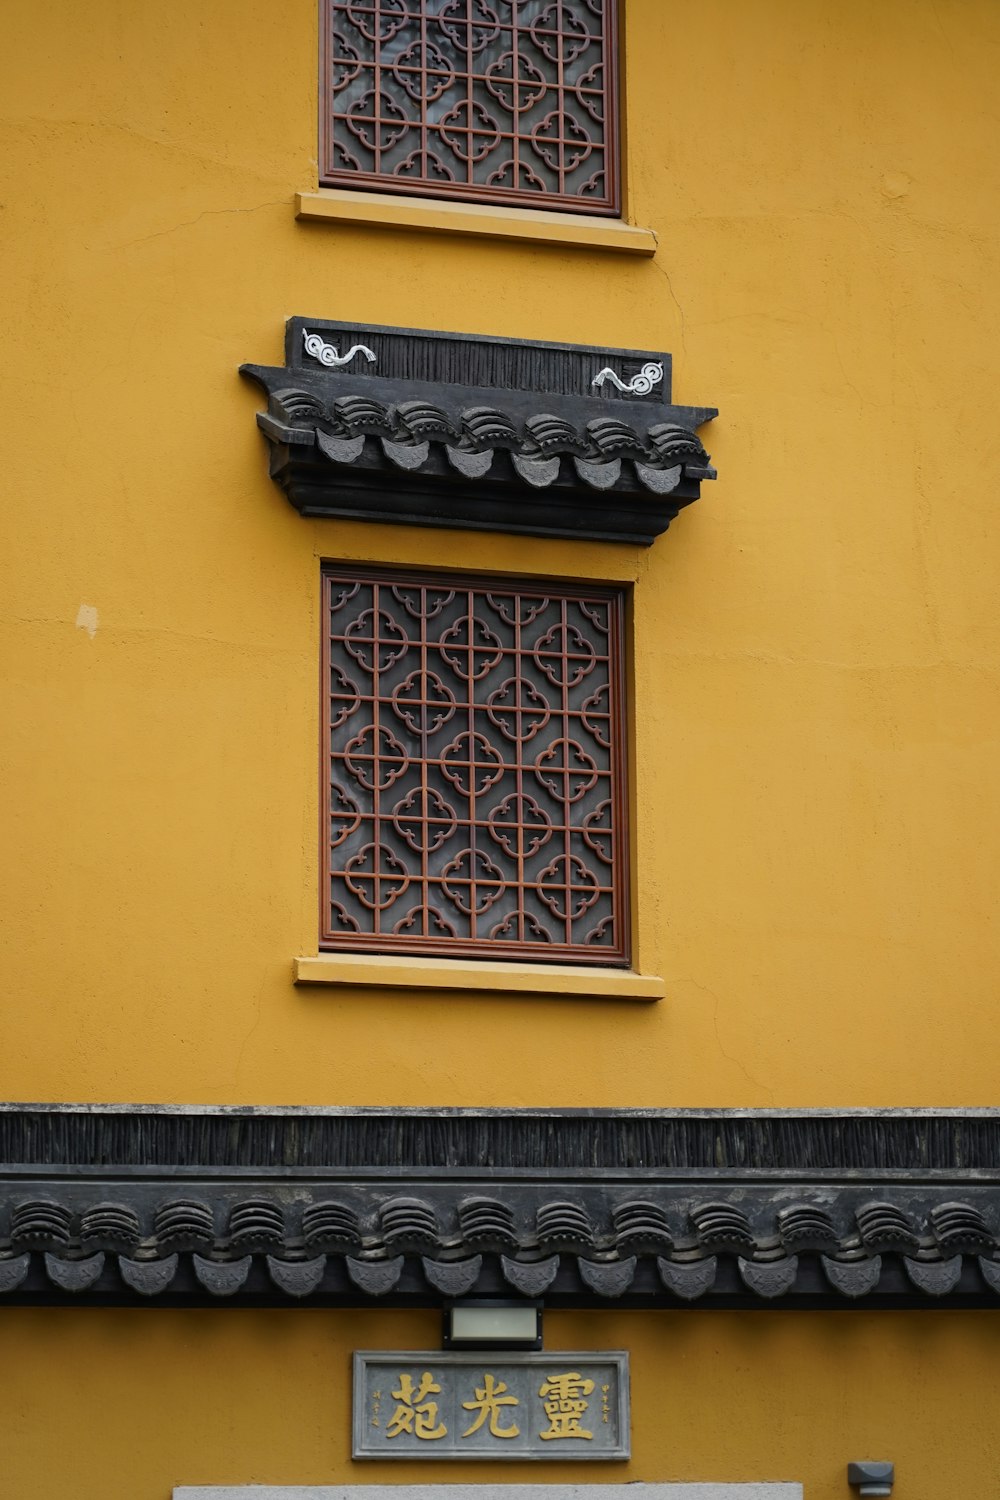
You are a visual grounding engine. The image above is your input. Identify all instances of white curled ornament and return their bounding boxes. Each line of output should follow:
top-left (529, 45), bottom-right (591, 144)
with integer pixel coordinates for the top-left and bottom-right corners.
top-left (302, 330), bottom-right (377, 370)
top-left (592, 360), bottom-right (663, 396)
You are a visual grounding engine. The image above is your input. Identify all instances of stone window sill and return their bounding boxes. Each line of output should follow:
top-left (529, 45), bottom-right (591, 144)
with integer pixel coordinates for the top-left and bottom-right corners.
top-left (295, 190), bottom-right (657, 256)
top-left (294, 953), bottom-right (664, 1002)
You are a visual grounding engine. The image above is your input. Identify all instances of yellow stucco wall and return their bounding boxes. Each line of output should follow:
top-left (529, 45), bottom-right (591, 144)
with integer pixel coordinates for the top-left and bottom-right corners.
top-left (2, 4), bottom-right (1000, 1499)
top-left (4, 1306), bottom-right (1000, 1498)
top-left (3, 0), bottom-right (1000, 1108)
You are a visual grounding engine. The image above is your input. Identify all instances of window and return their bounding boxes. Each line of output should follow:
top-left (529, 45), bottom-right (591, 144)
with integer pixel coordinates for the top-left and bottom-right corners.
top-left (323, 566), bottom-right (630, 964)
top-left (320, 1), bottom-right (620, 215)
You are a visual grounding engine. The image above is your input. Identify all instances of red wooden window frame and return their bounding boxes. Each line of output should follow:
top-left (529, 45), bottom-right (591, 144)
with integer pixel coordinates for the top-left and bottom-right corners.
top-left (321, 565), bottom-right (631, 965)
top-left (320, 0), bottom-right (621, 216)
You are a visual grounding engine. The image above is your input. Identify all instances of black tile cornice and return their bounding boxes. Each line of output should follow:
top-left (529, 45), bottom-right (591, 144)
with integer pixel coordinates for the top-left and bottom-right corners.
top-left (2, 1107), bottom-right (999, 1309)
top-left (240, 320), bottom-right (717, 545)
top-left (4, 1103), bottom-right (999, 1174)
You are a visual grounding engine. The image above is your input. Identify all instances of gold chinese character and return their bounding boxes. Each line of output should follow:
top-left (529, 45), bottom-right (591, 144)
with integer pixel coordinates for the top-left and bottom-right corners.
top-left (461, 1372), bottom-right (521, 1439)
top-left (538, 1372), bottom-right (595, 1440)
top-left (385, 1372), bottom-right (448, 1440)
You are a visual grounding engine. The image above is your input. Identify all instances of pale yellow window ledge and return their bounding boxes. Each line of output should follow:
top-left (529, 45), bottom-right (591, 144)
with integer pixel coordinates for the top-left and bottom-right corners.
top-left (296, 189), bottom-right (657, 257)
top-left (294, 952), bottom-right (664, 1002)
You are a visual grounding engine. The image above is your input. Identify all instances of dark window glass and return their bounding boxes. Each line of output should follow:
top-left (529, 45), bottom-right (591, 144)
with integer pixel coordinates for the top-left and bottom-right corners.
top-left (320, 0), bottom-right (620, 215)
top-left (322, 566), bottom-right (630, 963)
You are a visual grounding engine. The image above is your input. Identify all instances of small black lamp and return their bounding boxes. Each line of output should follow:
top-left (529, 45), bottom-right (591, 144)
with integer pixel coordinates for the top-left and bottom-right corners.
top-left (442, 1299), bottom-right (543, 1350)
top-left (848, 1462), bottom-right (895, 1498)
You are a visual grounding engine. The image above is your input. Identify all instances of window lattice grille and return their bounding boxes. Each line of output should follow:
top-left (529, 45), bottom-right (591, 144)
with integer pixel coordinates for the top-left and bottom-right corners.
top-left (321, 0), bottom-right (620, 215)
top-left (322, 568), bottom-right (629, 963)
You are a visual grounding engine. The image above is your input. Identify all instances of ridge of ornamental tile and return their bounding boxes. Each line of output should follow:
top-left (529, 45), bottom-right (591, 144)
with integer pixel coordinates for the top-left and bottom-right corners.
top-left (5, 1176), bottom-right (1000, 1304)
top-left (240, 321), bottom-right (717, 542)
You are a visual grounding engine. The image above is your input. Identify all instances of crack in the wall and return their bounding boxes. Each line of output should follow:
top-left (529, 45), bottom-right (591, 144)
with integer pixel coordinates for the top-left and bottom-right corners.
top-left (123, 197), bottom-right (287, 249)
top-left (650, 256), bottom-right (688, 356)
top-left (675, 978), bottom-right (776, 1104)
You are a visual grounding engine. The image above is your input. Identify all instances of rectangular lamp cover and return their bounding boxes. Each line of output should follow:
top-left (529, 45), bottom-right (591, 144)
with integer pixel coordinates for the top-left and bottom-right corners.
top-left (446, 1304), bottom-right (541, 1347)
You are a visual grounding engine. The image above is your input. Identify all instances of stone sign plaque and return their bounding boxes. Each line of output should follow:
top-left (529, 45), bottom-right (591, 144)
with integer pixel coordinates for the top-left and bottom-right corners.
top-left (353, 1350), bottom-right (630, 1461)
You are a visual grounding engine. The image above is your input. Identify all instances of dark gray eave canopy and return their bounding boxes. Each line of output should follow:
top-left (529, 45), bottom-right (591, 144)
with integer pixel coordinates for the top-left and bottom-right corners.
top-left (240, 319), bottom-right (717, 545)
top-left (2, 1106), bottom-right (999, 1309)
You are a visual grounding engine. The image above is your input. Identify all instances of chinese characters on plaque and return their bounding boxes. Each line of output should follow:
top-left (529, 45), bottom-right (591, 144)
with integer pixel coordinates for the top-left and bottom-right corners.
top-left (353, 1352), bottom-right (629, 1461)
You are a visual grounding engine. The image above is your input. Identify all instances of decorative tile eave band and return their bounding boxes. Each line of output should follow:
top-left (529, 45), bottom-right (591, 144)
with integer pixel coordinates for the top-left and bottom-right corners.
top-left (3, 1107), bottom-right (1000, 1306)
top-left (5, 1188), bottom-right (1000, 1308)
top-left (241, 320), bottom-right (717, 545)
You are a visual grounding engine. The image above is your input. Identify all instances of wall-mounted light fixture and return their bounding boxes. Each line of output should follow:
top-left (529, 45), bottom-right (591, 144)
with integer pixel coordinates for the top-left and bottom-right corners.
top-left (848, 1462), bottom-right (895, 1498)
top-left (442, 1300), bottom-right (542, 1351)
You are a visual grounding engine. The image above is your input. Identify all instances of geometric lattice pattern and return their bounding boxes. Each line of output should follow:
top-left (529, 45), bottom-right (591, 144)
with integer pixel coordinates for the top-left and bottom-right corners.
top-left (320, 1), bottom-right (620, 215)
top-left (322, 567), bottom-right (629, 962)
